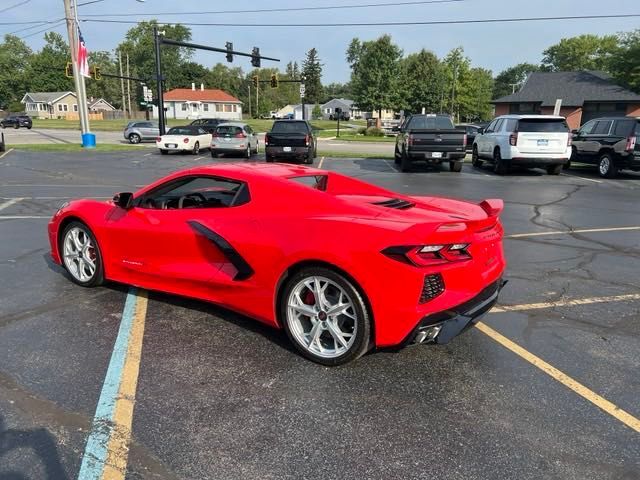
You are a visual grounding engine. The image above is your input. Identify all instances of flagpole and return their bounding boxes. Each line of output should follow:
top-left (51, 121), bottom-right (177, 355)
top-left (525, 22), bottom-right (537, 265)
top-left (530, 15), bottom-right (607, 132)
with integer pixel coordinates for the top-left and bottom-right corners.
top-left (63, 0), bottom-right (92, 146)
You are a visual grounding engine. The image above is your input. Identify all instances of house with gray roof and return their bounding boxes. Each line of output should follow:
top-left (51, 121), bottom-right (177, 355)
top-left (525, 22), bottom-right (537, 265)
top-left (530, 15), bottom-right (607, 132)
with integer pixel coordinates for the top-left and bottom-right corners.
top-left (20, 91), bottom-right (78, 119)
top-left (492, 71), bottom-right (640, 129)
top-left (321, 98), bottom-right (363, 120)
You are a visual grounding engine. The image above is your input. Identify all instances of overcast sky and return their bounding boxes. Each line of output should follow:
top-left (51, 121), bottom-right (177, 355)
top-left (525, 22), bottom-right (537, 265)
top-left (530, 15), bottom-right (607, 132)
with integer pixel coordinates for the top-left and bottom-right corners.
top-left (3, 0), bottom-right (639, 83)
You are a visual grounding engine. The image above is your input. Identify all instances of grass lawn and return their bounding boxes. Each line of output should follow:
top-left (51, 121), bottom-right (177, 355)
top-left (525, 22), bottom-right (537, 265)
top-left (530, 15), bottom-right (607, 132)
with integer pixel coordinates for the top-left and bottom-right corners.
top-left (317, 150), bottom-right (393, 159)
top-left (10, 143), bottom-right (146, 152)
top-left (332, 134), bottom-right (395, 143)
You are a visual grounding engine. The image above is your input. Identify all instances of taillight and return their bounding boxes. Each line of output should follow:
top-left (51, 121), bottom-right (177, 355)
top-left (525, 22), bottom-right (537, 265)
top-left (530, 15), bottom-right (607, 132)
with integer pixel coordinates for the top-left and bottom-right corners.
top-left (463, 133), bottom-right (467, 147)
top-left (382, 244), bottom-right (472, 267)
top-left (304, 134), bottom-right (310, 146)
top-left (183, 138), bottom-right (189, 144)
top-left (567, 135), bottom-right (572, 147)
top-left (212, 132), bottom-right (220, 138)
top-left (408, 134), bottom-right (414, 146)
top-left (509, 132), bottom-right (518, 146)
top-left (235, 132), bottom-right (247, 138)
top-left (625, 136), bottom-right (637, 152)
top-left (156, 137), bottom-right (161, 142)
top-left (264, 135), bottom-right (269, 146)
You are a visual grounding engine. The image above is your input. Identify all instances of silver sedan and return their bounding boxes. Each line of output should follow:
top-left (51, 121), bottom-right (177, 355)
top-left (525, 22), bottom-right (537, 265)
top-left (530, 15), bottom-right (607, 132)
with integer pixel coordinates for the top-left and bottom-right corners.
top-left (210, 122), bottom-right (259, 158)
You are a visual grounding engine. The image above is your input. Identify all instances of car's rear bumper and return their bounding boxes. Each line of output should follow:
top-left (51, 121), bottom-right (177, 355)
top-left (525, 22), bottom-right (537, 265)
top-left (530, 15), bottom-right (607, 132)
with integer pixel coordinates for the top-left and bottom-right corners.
top-left (508, 146), bottom-right (571, 165)
top-left (510, 156), bottom-right (568, 166)
top-left (266, 145), bottom-right (312, 158)
top-left (402, 278), bottom-right (505, 346)
top-left (408, 150), bottom-right (466, 161)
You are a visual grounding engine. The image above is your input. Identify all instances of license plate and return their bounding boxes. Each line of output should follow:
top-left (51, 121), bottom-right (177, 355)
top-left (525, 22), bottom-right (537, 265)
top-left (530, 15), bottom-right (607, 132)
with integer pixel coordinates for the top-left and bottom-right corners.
top-left (431, 152), bottom-right (443, 158)
top-left (168, 144), bottom-right (177, 148)
top-left (283, 146), bottom-right (292, 152)
top-left (537, 139), bottom-right (549, 146)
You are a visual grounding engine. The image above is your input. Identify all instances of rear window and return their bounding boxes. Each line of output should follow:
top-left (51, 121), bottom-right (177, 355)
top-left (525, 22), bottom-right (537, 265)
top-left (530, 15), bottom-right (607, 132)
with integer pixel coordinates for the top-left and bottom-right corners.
top-left (215, 125), bottom-right (243, 136)
top-left (517, 119), bottom-right (569, 132)
top-left (407, 116), bottom-right (454, 130)
top-left (613, 120), bottom-right (636, 137)
top-left (167, 126), bottom-right (202, 135)
top-left (271, 121), bottom-right (309, 134)
top-left (288, 175), bottom-right (327, 191)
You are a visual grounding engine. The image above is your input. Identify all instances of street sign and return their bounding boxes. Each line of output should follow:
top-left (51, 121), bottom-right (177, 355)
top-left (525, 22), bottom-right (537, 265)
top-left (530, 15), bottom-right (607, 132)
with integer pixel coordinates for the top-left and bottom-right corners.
top-left (299, 84), bottom-right (305, 95)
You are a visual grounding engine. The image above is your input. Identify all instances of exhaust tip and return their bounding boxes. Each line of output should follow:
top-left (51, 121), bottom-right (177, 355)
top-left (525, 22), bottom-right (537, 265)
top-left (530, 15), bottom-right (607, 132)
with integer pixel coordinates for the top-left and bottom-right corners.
top-left (414, 324), bottom-right (443, 344)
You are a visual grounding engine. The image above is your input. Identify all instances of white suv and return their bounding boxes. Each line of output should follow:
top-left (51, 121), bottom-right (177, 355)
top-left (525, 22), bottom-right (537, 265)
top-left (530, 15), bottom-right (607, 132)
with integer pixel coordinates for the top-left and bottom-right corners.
top-left (472, 115), bottom-right (572, 175)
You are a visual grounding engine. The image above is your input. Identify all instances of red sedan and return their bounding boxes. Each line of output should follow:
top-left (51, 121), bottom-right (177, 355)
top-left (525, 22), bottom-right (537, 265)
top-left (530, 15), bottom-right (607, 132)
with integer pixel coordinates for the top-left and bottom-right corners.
top-left (48, 163), bottom-right (506, 365)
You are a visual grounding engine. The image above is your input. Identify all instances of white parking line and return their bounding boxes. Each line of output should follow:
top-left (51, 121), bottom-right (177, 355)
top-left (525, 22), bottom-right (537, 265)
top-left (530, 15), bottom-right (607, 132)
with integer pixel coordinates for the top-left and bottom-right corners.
top-left (0, 215), bottom-right (49, 219)
top-left (507, 226), bottom-right (640, 239)
top-left (0, 148), bottom-right (14, 159)
top-left (560, 172), bottom-right (602, 184)
top-left (384, 159), bottom-right (398, 172)
top-left (0, 197), bottom-right (23, 212)
top-left (493, 293), bottom-right (640, 313)
top-left (318, 156), bottom-right (325, 168)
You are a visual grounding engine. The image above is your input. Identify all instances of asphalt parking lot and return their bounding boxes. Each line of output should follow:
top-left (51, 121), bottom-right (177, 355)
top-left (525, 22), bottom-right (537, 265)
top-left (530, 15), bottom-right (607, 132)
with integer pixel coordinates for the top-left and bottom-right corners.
top-left (1, 149), bottom-right (639, 479)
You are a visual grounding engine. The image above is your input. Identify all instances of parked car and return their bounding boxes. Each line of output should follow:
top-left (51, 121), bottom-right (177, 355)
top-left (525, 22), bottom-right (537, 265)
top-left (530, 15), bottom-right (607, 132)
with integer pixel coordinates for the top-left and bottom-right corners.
top-left (456, 124), bottom-right (481, 152)
top-left (123, 121), bottom-right (159, 144)
top-left (394, 114), bottom-right (467, 172)
top-left (48, 163), bottom-right (506, 365)
top-left (1, 114), bottom-right (32, 129)
top-left (472, 115), bottom-right (571, 175)
top-left (569, 117), bottom-right (640, 178)
top-left (210, 122), bottom-right (259, 158)
top-left (189, 118), bottom-right (223, 134)
top-left (265, 120), bottom-right (317, 164)
top-left (156, 126), bottom-right (212, 155)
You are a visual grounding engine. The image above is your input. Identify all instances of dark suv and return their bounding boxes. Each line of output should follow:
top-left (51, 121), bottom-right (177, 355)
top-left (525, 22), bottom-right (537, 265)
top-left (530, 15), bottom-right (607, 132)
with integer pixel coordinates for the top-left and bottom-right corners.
top-left (570, 117), bottom-right (640, 178)
top-left (1, 115), bottom-right (32, 129)
top-left (190, 118), bottom-right (223, 134)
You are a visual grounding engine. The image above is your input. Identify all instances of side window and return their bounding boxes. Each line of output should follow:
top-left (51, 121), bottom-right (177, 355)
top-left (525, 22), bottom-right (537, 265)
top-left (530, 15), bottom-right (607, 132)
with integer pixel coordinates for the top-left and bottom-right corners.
top-left (493, 119), bottom-right (505, 133)
top-left (613, 120), bottom-right (634, 137)
top-left (485, 120), bottom-right (497, 133)
top-left (592, 120), bottom-right (613, 135)
top-left (579, 120), bottom-right (596, 135)
top-left (245, 126), bottom-right (253, 135)
top-left (139, 176), bottom-right (249, 210)
top-left (504, 119), bottom-right (518, 132)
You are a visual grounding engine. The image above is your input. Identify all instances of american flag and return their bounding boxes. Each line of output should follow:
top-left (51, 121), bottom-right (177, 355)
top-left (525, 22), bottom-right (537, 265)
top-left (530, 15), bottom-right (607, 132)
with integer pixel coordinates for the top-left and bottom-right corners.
top-left (77, 29), bottom-right (90, 78)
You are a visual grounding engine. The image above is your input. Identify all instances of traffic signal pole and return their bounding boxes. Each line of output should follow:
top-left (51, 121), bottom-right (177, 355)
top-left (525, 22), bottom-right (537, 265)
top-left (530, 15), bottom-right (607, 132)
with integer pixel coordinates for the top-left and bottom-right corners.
top-left (153, 26), bottom-right (166, 135)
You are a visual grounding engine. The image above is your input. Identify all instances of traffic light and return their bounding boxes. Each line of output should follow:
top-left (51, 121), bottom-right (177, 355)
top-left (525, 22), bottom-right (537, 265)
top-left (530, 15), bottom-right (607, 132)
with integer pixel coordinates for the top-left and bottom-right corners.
top-left (251, 47), bottom-right (260, 68)
top-left (65, 62), bottom-right (73, 78)
top-left (252, 75), bottom-right (259, 88)
top-left (225, 42), bottom-right (233, 63)
top-left (270, 74), bottom-right (278, 89)
top-left (92, 66), bottom-right (101, 80)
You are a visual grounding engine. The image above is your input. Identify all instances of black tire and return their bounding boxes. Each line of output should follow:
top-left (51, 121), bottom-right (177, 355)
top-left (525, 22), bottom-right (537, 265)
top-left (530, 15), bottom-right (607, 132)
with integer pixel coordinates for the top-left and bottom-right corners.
top-left (546, 164), bottom-right (562, 175)
top-left (563, 160), bottom-right (572, 170)
top-left (14, 123), bottom-right (19, 129)
top-left (280, 266), bottom-right (371, 366)
top-left (129, 133), bottom-right (141, 144)
top-left (400, 149), bottom-right (412, 172)
top-left (471, 146), bottom-right (483, 167)
top-left (305, 155), bottom-right (314, 165)
top-left (266, 155), bottom-right (275, 163)
top-left (60, 221), bottom-right (104, 288)
top-left (160, 149), bottom-right (168, 155)
top-left (252, 141), bottom-right (259, 155)
top-left (394, 146), bottom-right (401, 164)
top-left (493, 149), bottom-right (508, 175)
top-left (27, 125), bottom-right (32, 130)
top-left (598, 153), bottom-right (617, 178)
top-left (313, 145), bottom-right (318, 159)
top-left (192, 142), bottom-right (200, 155)
top-left (211, 151), bottom-right (218, 158)
top-left (449, 161), bottom-right (463, 173)
top-left (245, 145), bottom-right (251, 159)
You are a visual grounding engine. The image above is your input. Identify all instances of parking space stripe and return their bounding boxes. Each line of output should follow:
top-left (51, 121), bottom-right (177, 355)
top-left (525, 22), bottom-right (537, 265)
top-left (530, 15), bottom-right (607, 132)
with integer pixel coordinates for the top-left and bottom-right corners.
top-left (0, 215), bottom-right (49, 219)
top-left (560, 172), bottom-right (602, 183)
top-left (78, 288), bottom-right (148, 480)
top-left (476, 322), bottom-right (640, 433)
top-left (506, 225), bottom-right (640, 238)
top-left (0, 197), bottom-right (23, 211)
top-left (0, 148), bottom-right (13, 159)
top-left (493, 293), bottom-right (640, 313)
top-left (318, 156), bottom-right (325, 168)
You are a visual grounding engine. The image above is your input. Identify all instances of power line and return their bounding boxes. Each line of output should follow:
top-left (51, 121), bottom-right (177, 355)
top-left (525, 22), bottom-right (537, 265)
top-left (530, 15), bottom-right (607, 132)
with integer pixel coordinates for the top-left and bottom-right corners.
top-left (9, 18), bottom-right (65, 35)
top-left (0, 0), bottom-right (31, 15)
top-left (79, 0), bottom-right (464, 17)
top-left (19, 20), bottom-right (66, 40)
top-left (79, 13), bottom-right (640, 27)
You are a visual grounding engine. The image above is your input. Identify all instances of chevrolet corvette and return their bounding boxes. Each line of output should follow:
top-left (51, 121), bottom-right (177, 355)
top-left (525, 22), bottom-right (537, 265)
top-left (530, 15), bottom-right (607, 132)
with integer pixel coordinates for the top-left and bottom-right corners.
top-left (48, 163), bottom-right (506, 365)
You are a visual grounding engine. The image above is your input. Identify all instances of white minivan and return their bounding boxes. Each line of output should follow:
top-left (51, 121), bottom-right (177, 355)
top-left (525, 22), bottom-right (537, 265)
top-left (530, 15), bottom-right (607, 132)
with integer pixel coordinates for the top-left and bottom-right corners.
top-left (472, 115), bottom-right (572, 175)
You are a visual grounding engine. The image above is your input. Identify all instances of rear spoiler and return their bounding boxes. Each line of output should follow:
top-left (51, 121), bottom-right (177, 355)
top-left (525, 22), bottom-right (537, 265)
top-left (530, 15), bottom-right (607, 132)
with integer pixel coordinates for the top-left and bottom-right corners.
top-left (479, 199), bottom-right (504, 217)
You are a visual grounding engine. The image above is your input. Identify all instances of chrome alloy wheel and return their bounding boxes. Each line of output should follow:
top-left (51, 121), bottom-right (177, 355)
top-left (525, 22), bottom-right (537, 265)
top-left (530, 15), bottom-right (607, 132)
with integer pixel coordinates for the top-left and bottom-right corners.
top-left (63, 227), bottom-right (97, 282)
top-left (286, 276), bottom-right (358, 358)
top-left (599, 156), bottom-right (610, 176)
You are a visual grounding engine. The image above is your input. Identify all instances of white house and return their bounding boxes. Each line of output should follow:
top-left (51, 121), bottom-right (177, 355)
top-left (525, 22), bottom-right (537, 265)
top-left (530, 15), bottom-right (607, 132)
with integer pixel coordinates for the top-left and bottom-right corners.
top-left (153, 84), bottom-right (242, 121)
top-left (88, 97), bottom-right (116, 112)
top-left (321, 98), bottom-right (364, 120)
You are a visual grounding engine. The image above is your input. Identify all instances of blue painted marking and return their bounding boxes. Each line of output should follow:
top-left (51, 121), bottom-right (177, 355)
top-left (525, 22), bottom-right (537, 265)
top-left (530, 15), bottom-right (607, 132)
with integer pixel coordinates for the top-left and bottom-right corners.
top-left (78, 288), bottom-right (138, 479)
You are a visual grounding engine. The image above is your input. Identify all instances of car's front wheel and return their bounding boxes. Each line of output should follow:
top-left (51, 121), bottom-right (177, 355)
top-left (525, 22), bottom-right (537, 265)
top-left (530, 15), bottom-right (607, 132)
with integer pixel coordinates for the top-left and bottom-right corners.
top-left (598, 153), bottom-right (617, 178)
top-left (400, 149), bottom-right (412, 172)
top-left (281, 267), bottom-right (371, 366)
top-left (61, 221), bottom-right (104, 287)
top-left (192, 142), bottom-right (200, 155)
top-left (129, 133), bottom-right (141, 144)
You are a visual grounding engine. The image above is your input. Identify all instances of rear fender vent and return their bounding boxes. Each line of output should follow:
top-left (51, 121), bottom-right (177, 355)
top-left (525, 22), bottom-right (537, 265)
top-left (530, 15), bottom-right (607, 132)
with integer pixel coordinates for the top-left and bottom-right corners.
top-left (420, 273), bottom-right (445, 304)
top-left (372, 198), bottom-right (415, 210)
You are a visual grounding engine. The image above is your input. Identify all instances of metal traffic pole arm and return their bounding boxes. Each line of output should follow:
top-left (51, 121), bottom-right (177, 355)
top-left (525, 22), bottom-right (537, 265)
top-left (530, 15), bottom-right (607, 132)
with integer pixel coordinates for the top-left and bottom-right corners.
top-left (159, 38), bottom-right (280, 63)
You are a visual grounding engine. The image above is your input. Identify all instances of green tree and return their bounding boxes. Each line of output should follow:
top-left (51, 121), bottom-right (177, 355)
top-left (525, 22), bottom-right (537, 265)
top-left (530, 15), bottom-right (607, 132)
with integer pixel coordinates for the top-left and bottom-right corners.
top-left (24, 32), bottom-right (73, 93)
top-left (542, 34), bottom-right (620, 71)
top-left (458, 67), bottom-right (494, 122)
top-left (312, 103), bottom-right (322, 119)
top-left (610, 29), bottom-right (640, 92)
top-left (442, 47), bottom-right (470, 121)
top-left (301, 48), bottom-right (323, 104)
top-left (322, 82), bottom-right (352, 102)
top-left (0, 34), bottom-right (32, 109)
top-left (398, 49), bottom-right (445, 114)
top-left (493, 62), bottom-right (540, 99)
top-left (347, 35), bottom-right (403, 118)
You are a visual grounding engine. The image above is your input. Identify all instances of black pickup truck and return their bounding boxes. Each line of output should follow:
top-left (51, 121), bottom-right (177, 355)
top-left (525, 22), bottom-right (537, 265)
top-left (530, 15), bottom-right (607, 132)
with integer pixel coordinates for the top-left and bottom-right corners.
top-left (394, 114), bottom-right (467, 172)
top-left (265, 120), bottom-right (317, 164)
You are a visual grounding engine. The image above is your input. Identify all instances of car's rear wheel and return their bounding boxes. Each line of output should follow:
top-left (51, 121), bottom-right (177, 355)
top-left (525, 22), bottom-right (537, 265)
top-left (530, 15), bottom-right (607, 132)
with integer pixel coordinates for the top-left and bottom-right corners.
top-left (493, 149), bottom-right (508, 175)
top-left (14, 123), bottom-right (19, 129)
top-left (192, 142), bottom-right (200, 155)
top-left (129, 133), bottom-right (141, 144)
top-left (266, 155), bottom-right (274, 162)
top-left (546, 164), bottom-right (562, 175)
top-left (394, 146), bottom-right (401, 164)
top-left (245, 146), bottom-right (251, 159)
top-left (61, 222), bottom-right (104, 287)
top-left (400, 149), bottom-right (412, 172)
top-left (160, 149), bottom-right (168, 155)
top-left (281, 267), bottom-right (371, 366)
top-left (252, 141), bottom-right (259, 155)
top-left (598, 153), bottom-right (617, 178)
top-left (449, 161), bottom-right (463, 172)
top-left (471, 146), bottom-right (482, 167)
top-left (211, 151), bottom-right (218, 158)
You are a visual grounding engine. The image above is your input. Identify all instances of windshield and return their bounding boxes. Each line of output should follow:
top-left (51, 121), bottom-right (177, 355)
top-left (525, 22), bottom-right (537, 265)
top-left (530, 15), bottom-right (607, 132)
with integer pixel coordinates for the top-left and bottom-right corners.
top-left (271, 122), bottom-right (309, 134)
top-left (518, 119), bottom-right (569, 132)
top-left (407, 116), bottom-right (454, 130)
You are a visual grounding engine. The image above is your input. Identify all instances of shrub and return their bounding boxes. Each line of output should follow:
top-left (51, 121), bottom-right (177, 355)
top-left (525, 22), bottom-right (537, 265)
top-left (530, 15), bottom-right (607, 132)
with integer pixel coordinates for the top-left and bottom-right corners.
top-left (357, 126), bottom-right (367, 135)
top-left (365, 126), bottom-right (384, 137)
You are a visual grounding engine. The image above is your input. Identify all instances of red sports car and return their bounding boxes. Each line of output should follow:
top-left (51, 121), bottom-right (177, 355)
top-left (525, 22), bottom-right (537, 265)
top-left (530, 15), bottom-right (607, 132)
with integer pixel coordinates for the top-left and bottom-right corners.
top-left (48, 163), bottom-right (506, 365)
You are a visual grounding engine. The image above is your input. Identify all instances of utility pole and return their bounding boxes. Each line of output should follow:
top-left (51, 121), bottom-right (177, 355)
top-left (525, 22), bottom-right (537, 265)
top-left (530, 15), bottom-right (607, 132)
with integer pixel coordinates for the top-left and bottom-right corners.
top-left (248, 84), bottom-right (252, 118)
top-left (63, 0), bottom-right (92, 145)
top-left (256, 81), bottom-right (259, 119)
top-left (126, 52), bottom-right (132, 119)
top-left (118, 50), bottom-right (127, 118)
top-left (153, 26), bottom-right (166, 135)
